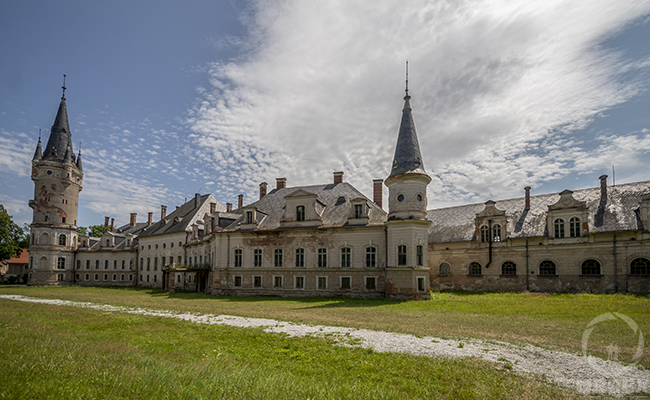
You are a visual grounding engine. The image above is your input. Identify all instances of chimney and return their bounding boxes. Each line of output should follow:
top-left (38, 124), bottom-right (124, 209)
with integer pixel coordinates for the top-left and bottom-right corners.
top-left (129, 213), bottom-right (137, 227)
top-left (226, 203), bottom-right (233, 212)
top-left (210, 202), bottom-right (216, 214)
top-left (110, 218), bottom-right (114, 232)
top-left (238, 194), bottom-right (244, 209)
top-left (333, 171), bottom-right (344, 184)
top-left (147, 212), bottom-right (153, 225)
top-left (599, 175), bottom-right (608, 200)
top-left (194, 193), bottom-right (201, 208)
top-left (373, 179), bottom-right (383, 208)
top-left (259, 182), bottom-right (267, 199)
top-left (104, 216), bottom-right (110, 232)
top-left (276, 177), bottom-right (286, 189)
top-left (524, 186), bottom-right (531, 209)
top-left (161, 205), bottom-right (167, 220)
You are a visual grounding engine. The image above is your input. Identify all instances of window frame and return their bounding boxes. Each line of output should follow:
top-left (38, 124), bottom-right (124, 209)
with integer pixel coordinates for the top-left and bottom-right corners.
top-left (501, 261), bottom-right (517, 276)
top-left (554, 218), bottom-right (565, 238)
top-left (234, 249), bottom-right (243, 267)
top-left (581, 259), bottom-right (601, 276)
top-left (317, 248), bottom-right (327, 268)
top-left (340, 247), bottom-right (351, 268)
top-left (340, 276), bottom-right (352, 289)
top-left (365, 246), bottom-right (376, 268)
top-left (569, 217), bottom-right (581, 237)
top-left (397, 245), bottom-right (407, 266)
top-left (274, 248), bottom-right (283, 267)
top-left (253, 249), bottom-right (263, 267)
top-left (539, 260), bottom-right (557, 276)
top-left (295, 248), bottom-right (305, 267)
top-left (630, 258), bottom-right (650, 275)
top-left (365, 276), bottom-right (376, 290)
top-left (468, 262), bottom-right (482, 276)
top-left (416, 245), bottom-right (423, 266)
top-left (296, 205), bottom-right (305, 222)
top-left (317, 276), bottom-right (327, 290)
top-left (294, 276), bottom-right (305, 289)
top-left (439, 262), bottom-right (451, 276)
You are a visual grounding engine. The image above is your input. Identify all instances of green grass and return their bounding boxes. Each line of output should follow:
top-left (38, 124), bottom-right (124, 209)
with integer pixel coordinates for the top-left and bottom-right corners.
top-left (0, 298), bottom-right (588, 399)
top-left (2, 285), bottom-right (648, 366)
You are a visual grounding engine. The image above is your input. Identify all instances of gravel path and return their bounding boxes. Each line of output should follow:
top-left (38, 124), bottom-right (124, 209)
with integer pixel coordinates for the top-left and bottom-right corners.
top-left (2, 294), bottom-right (648, 397)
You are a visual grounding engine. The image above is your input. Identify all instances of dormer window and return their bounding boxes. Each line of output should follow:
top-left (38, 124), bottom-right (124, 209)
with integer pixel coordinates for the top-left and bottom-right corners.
top-left (246, 211), bottom-right (253, 224)
top-left (106, 239), bottom-right (110, 247)
top-left (354, 204), bottom-right (363, 219)
top-left (296, 205), bottom-right (305, 221)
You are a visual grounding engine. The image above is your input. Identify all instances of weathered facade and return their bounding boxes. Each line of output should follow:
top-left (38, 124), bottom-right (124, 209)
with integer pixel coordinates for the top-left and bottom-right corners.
top-left (26, 83), bottom-right (649, 296)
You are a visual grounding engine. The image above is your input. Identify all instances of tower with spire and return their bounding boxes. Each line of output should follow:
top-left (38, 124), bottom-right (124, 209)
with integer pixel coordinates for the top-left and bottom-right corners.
top-left (28, 77), bottom-right (83, 285)
top-left (383, 65), bottom-right (431, 299)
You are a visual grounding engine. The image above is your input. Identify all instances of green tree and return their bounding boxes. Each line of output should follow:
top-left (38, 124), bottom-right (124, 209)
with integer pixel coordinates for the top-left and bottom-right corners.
top-left (0, 205), bottom-right (26, 260)
top-left (79, 224), bottom-right (106, 237)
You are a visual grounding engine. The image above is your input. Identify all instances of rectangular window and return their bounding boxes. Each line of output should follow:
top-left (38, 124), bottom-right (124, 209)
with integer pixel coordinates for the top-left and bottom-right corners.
top-left (154, 275), bottom-right (157, 283)
top-left (341, 276), bottom-right (351, 289)
top-left (177, 274), bottom-right (181, 283)
top-left (317, 248), bottom-right (327, 268)
top-left (317, 276), bottom-right (327, 289)
top-left (397, 245), bottom-right (407, 266)
top-left (296, 205), bottom-right (305, 221)
top-left (340, 247), bottom-right (351, 268)
top-left (354, 204), bottom-right (363, 219)
top-left (56, 257), bottom-right (65, 270)
top-left (147, 275), bottom-right (150, 282)
top-left (104, 260), bottom-right (109, 270)
top-left (57, 274), bottom-right (64, 281)
top-left (147, 258), bottom-right (150, 271)
top-left (234, 249), bottom-right (242, 267)
top-left (295, 248), bottom-right (304, 267)
top-left (366, 247), bottom-right (376, 268)
top-left (417, 277), bottom-right (426, 292)
top-left (294, 276), bottom-right (305, 289)
top-left (253, 276), bottom-right (262, 288)
top-left (234, 275), bottom-right (242, 287)
top-left (365, 277), bottom-right (376, 290)
top-left (273, 276), bottom-right (283, 288)
top-left (246, 211), bottom-right (253, 224)
top-left (121, 260), bottom-right (125, 270)
top-left (95, 260), bottom-right (100, 270)
top-left (254, 249), bottom-right (262, 267)
top-left (162, 257), bottom-right (166, 267)
top-left (76, 260), bottom-right (81, 270)
top-left (416, 245), bottom-right (423, 266)
top-left (274, 249), bottom-right (283, 267)
top-left (86, 260), bottom-right (90, 270)
top-left (113, 260), bottom-right (117, 270)
top-left (154, 258), bottom-right (158, 271)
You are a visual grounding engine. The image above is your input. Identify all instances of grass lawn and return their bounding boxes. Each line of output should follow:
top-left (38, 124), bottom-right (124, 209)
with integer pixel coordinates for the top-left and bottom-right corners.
top-left (1, 285), bottom-right (648, 366)
top-left (0, 296), bottom-right (588, 399)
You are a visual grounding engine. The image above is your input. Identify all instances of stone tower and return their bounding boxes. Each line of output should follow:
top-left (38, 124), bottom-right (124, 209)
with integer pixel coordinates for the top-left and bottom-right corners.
top-left (28, 84), bottom-right (83, 285)
top-left (383, 78), bottom-right (431, 299)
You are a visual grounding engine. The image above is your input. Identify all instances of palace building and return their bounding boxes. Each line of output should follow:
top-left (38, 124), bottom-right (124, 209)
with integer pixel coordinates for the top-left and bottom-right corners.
top-left (27, 83), bottom-right (650, 296)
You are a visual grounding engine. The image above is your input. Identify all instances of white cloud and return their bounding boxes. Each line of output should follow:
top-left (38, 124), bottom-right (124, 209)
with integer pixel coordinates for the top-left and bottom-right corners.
top-left (187, 0), bottom-right (650, 207)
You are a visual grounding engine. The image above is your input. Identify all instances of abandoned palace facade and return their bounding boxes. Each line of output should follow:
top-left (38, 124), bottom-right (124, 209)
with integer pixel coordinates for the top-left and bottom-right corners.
top-left (27, 84), bottom-right (650, 297)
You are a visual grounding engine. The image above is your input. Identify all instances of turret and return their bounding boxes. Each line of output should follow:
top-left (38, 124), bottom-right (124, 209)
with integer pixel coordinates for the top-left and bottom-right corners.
top-left (384, 71), bottom-right (431, 220)
top-left (28, 78), bottom-right (83, 286)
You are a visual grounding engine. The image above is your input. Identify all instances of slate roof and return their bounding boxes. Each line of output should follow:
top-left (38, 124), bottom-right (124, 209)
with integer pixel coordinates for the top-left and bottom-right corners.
top-left (388, 94), bottom-right (427, 178)
top-left (222, 182), bottom-right (386, 231)
top-left (138, 194), bottom-right (224, 238)
top-left (115, 222), bottom-right (149, 236)
top-left (42, 95), bottom-right (75, 163)
top-left (427, 181), bottom-right (650, 243)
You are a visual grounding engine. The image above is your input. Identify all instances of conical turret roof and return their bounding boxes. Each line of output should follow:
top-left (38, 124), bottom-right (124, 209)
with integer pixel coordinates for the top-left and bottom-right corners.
top-left (32, 137), bottom-right (42, 161)
top-left (42, 95), bottom-right (73, 161)
top-left (76, 150), bottom-right (83, 171)
top-left (388, 93), bottom-right (427, 179)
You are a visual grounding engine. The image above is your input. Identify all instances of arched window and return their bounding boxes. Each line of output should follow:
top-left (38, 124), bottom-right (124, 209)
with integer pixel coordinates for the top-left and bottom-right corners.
top-left (581, 259), bottom-right (601, 275)
top-left (630, 258), bottom-right (650, 275)
top-left (492, 224), bottom-right (502, 242)
top-left (539, 260), bottom-right (556, 276)
top-left (58, 234), bottom-right (66, 246)
top-left (501, 261), bottom-right (516, 275)
top-left (40, 232), bottom-right (50, 245)
top-left (439, 262), bottom-right (451, 276)
top-left (480, 226), bottom-right (489, 243)
top-left (554, 219), bottom-right (565, 238)
top-left (468, 262), bottom-right (482, 276)
top-left (569, 217), bottom-right (581, 237)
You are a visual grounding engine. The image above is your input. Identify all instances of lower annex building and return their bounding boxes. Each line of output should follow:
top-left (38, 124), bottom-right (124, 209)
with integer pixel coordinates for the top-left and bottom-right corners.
top-left (27, 84), bottom-right (650, 296)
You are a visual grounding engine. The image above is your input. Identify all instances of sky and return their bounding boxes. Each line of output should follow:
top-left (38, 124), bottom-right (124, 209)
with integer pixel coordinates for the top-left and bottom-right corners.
top-left (1, 0), bottom-right (650, 228)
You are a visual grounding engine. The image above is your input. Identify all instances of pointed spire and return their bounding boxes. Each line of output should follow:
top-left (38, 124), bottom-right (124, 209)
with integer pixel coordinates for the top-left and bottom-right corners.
top-left (76, 145), bottom-right (83, 172)
top-left (63, 144), bottom-right (73, 164)
top-left (33, 130), bottom-right (42, 161)
top-left (43, 76), bottom-right (73, 161)
top-left (388, 64), bottom-right (427, 179)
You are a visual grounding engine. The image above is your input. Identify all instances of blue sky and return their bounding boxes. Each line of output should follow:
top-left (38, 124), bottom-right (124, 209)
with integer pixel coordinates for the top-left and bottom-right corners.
top-left (1, 0), bottom-right (649, 228)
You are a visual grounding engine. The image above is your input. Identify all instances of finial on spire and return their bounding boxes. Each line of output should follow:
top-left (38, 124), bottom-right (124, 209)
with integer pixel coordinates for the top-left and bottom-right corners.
top-left (38, 128), bottom-right (41, 141)
top-left (62, 74), bottom-right (66, 99)
top-left (405, 61), bottom-right (409, 98)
